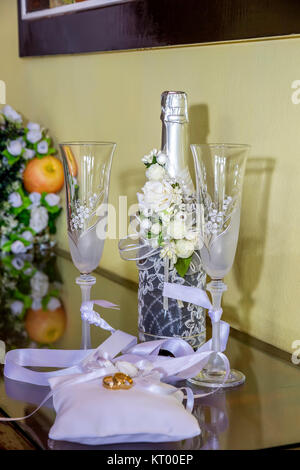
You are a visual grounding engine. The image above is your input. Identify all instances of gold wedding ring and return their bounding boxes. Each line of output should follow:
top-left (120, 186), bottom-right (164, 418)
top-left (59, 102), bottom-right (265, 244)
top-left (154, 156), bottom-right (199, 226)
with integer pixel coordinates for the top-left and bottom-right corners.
top-left (102, 373), bottom-right (133, 390)
top-left (114, 372), bottom-right (133, 389)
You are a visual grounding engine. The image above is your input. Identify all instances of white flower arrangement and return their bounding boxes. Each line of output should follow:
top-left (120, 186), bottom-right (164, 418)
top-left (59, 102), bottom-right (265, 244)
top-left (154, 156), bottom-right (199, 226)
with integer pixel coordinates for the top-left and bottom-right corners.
top-left (0, 105), bottom-right (62, 253)
top-left (137, 149), bottom-right (201, 277)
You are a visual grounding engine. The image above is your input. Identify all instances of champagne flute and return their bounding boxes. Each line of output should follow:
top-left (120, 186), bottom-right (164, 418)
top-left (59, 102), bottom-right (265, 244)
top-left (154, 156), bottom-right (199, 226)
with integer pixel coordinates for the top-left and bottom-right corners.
top-left (190, 143), bottom-right (249, 387)
top-left (60, 141), bottom-right (116, 349)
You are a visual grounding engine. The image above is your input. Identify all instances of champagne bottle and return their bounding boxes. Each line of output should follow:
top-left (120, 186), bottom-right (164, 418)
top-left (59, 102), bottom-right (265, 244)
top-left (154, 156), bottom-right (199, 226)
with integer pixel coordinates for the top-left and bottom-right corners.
top-left (161, 91), bottom-right (194, 194)
top-left (138, 91), bottom-right (206, 349)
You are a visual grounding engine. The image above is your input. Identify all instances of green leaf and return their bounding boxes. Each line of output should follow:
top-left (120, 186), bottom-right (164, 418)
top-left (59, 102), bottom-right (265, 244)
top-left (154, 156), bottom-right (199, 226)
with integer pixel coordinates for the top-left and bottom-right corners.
top-left (41, 193), bottom-right (61, 214)
top-left (14, 290), bottom-right (32, 317)
top-left (175, 256), bottom-right (193, 278)
top-left (16, 209), bottom-right (31, 226)
top-left (2, 149), bottom-right (20, 166)
top-left (42, 295), bottom-right (51, 310)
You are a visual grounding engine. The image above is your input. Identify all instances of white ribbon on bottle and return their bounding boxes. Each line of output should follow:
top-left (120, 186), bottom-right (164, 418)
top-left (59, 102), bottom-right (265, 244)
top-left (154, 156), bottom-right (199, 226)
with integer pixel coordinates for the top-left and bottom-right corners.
top-left (0, 283), bottom-right (231, 424)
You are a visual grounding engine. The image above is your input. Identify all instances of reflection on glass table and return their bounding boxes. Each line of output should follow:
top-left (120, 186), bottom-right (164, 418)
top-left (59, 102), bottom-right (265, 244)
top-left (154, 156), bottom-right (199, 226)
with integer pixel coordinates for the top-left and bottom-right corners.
top-left (1, 252), bottom-right (300, 450)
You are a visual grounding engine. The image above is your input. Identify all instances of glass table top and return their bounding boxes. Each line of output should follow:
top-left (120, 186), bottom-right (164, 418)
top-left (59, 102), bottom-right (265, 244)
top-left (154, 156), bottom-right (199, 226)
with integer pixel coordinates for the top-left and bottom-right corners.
top-left (0, 250), bottom-right (300, 450)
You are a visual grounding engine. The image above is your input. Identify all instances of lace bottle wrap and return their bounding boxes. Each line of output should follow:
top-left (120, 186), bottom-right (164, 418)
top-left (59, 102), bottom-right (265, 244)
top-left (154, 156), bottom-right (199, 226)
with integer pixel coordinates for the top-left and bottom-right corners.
top-left (138, 254), bottom-right (206, 349)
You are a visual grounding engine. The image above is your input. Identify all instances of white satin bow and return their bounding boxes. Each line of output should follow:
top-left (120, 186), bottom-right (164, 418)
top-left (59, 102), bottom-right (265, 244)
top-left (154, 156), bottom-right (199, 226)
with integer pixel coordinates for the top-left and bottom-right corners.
top-left (0, 283), bottom-right (231, 424)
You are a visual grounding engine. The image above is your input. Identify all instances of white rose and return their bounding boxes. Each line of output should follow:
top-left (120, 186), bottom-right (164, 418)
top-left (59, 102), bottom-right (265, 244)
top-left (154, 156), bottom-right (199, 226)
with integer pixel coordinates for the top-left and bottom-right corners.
top-left (27, 129), bottom-right (42, 144)
top-left (167, 220), bottom-right (187, 240)
top-left (175, 239), bottom-right (195, 259)
top-left (11, 241), bottom-right (27, 254)
top-left (2, 105), bottom-right (22, 123)
top-left (30, 206), bottom-right (48, 233)
top-left (29, 192), bottom-right (41, 206)
top-left (7, 140), bottom-right (23, 156)
top-left (24, 148), bottom-right (35, 160)
top-left (11, 257), bottom-right (25, 270)
top-left (146, 163), bottom-right (165, 181)
top-left (47, 297), bottom-right (61, 311)
top-left (30, 271), bottom-right (49, 298)
top-left (185, 229), bottom-right (202, 248)
top-left (8, 192), bottom-right (22, 208)
top-left (141, 154), bottom-right (153, 164)
top-left (45, 193), bottom-right (60, 206)
top-left (157, 152), bottom-right (167, 165)
top-left (10, 300), bottom-right (24, 316)
top-left (151, 222), bottom-right (161, 235)
top-left (31, 297), bottom-right (42, 311)
top-left (142, 181), bottom-right (173, 212)
top-left (37, 140), bottom-right (48, 154)
top-left (27, 122), bottom-right (41, 131)
top-left (22, 230), bottom-right (34, 242)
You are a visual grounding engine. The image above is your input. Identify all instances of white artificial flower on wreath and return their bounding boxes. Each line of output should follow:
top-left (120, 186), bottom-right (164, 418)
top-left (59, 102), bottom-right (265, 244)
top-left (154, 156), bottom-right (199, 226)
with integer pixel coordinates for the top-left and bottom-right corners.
top-left (156, 151), bottom-right (167, 165)
top-left (47, 297), bottom-right (61, 311)
top-left (27, 129), bottom-right (42, 144)
top-left (11, 240), bottom-right (27, 254)
top-left (8, 192), bottom-right (22, 208)
top-left (141, 180), bottom-right (173, 212)
top-left (175, 239), bottom-right (195, 259)
top-left (21, 230), bottom-right (34, 242)
top-left (45, 193), bottom-right (60, 207)
top-left (30, 205), bottom-right (48, 233)
top-left (23, 148), bottom-right (35, 160)
top-left (30, 271), bottom-right (49, 298)
top-left (11, 257), bottom-right (25, 270)
top-left (7, 139), bottom-right (23, 156)
top-left (17, 136), bottom-right (26, 148)
top-left (2, 105), bottom-right (22, 123)
top-left (37, 140), bottom-right (49, 154)
top-left (10, 300), bottom-right (24, 316)
top-left (27, 122), bottom-right (41, 131)
top-left (29, 192), bottom-right (41, 206)
top-left (146, 163), bottom-right (165, 181)
top-left (31, 297), bottom-right (42, 311)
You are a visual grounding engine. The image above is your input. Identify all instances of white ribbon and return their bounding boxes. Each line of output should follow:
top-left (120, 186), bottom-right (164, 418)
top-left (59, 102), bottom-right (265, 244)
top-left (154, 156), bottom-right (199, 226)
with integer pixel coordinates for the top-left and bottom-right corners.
top-left (163, 282), bottom-right (230, 350)
top-left (1, 286), bottom-right (231, 424)
top-left (80, 300), bottom-right (119, 330)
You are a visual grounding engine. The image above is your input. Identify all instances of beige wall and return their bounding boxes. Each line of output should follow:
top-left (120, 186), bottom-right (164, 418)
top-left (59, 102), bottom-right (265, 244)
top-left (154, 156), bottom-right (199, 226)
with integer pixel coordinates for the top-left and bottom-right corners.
top-left (1, 0), bottom-right (300, 353)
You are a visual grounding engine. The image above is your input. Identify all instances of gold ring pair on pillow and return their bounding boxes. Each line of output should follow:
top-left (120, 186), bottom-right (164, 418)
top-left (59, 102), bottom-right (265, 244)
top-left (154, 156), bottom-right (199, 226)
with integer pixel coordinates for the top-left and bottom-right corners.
top-left (103, 372), bottom-right (133, 390)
